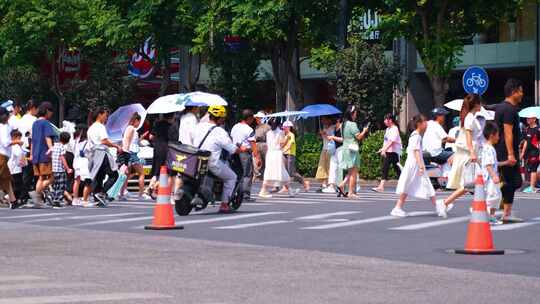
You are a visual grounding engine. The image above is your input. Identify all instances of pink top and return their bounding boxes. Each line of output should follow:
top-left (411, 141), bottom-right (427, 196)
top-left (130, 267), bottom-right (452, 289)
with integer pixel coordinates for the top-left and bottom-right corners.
top-left (384, 125), bottom-right (402, 154)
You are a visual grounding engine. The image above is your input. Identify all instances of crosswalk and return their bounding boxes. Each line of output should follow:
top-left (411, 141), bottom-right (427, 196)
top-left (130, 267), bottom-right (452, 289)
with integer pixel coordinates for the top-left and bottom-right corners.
top-left (0, 275), bottom-right (169, 303)
top-left (1, 191), bottom-right (539, 233)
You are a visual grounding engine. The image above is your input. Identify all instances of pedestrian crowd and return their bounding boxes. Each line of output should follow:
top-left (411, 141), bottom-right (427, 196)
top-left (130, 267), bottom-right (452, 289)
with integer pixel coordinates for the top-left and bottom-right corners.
top-left (0, 78), bottom-right (537, 223)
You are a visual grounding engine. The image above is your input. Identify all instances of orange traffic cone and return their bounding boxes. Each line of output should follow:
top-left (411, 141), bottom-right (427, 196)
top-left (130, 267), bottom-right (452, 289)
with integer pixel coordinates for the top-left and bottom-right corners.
top-left (145, 166), bottom-right (184, 230)
top-left (455, 174), bottom-right (504, 255)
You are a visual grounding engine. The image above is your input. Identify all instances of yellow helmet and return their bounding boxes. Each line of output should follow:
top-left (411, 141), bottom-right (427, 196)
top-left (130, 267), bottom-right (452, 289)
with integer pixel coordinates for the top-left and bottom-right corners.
top-left (207, 105), bottom-right (227, 118)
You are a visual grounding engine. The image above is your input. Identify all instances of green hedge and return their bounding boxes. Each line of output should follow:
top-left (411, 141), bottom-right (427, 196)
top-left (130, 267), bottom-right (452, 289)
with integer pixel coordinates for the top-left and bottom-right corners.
top-left (297, 131), bottom-right (406, 180)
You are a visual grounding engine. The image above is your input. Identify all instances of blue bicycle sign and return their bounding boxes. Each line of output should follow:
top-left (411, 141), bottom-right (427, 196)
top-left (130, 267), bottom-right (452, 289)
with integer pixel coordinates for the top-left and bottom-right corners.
top-left (463, 66), bottom-right (489, 95)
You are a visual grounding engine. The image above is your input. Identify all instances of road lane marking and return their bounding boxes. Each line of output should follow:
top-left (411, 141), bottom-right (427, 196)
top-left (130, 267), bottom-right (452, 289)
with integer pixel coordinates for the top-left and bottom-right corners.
top-left (23, 213), bottom-right (143, 223)
top-left (213, 220), bottom-right (291, 229)
top-left (301, 211), bottom-right (434, 230)
top-left (133, 211), bottom-right (287, 229)
top-left (0, 276), bottom-right (45, 283)
top-left (0, 282), bottom-right (96, 291)
top-left (389, 216), bottom-right (471, 230)
top-left (295, 211), bottom-right (361, 220)
top-left (0, 292), bottom-right (170, 304)
top-left (491, 217), bottom-right (540, 231)
top-left (254, 199), bottom-right (321, 205)
top-left (73, 216), bottom-right (154, 227)
top-left (0, 213), bottom-right (69, 219)
top-left (390, 211), bottom-right (504, 230)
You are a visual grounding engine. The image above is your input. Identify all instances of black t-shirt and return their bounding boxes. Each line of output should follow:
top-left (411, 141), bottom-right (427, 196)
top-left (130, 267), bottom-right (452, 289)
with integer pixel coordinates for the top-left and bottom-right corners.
top-left (524, 126), bottom-right (540, 158)
top-left (494, 101), bottom-right (521, 161)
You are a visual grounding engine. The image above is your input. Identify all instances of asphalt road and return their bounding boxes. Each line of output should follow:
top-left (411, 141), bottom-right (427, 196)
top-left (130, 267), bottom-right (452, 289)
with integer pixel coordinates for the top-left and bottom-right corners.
top-left (0, 184), bottom-right (539, 303)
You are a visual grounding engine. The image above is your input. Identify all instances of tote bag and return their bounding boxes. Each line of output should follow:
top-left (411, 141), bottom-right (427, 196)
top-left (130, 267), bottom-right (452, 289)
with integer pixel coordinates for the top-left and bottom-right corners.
top-left (462, 161), bottom-right (477, 189)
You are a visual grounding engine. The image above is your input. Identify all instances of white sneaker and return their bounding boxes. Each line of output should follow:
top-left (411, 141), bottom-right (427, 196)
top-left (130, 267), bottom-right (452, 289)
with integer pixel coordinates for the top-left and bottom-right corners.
top-left (82, 201), bottom-right (96, 208)
top-left (258, 192), bottom-right (272, 198)
top-left (321, 186), bottom-right (336, 193)
top-left (72, 198), bottom-right (80, 206)
top-left (390, 207), bottom-right (408, 217)
top-left (446, 203), bottom-right (455, 213)
top-left (436, 199), bottom-right (447, 218)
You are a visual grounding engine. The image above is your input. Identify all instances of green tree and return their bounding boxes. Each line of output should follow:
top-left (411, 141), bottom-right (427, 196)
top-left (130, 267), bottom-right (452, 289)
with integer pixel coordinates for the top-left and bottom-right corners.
top-left (374, 0), bottom-right (523, 106)
top-left (0, 65), bottom-right (48, 104)
top-left (334, 37), bottom-right (400, 124)
top-left (195, 0), bottom-right (340, 111)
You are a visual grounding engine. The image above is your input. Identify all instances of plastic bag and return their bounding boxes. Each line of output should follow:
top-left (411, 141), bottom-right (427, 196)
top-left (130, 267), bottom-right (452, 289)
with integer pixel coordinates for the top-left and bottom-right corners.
top-left (462, 161), bottom-right (476, 189)
top-left (107, 173), bottom-right (127, 200)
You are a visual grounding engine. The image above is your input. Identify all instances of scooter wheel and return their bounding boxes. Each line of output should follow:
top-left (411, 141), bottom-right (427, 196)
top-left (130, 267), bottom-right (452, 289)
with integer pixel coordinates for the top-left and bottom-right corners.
top-left (229, 191), bottom-right (243, 211)
top-left (175, 196), bottom-right (193, 216)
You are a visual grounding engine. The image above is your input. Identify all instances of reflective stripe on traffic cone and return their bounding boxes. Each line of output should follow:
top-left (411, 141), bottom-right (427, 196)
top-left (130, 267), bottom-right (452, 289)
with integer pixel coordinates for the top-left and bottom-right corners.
top-left (145, 166), bottom-right (184, 230)
top-left (455, 174), bottom-right (504, 255)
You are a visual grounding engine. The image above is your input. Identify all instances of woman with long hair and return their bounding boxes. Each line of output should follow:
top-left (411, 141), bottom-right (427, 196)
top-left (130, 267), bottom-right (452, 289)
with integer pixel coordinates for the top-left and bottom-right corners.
top-left (338, 105), bottom-right (369, 199)
top-left (437, 94), bottom-right (484, 217)
top-left (147, 113), bottom-right (175, 198)
top-left (373, 113), bottom-right (402, 193)
top-left (316, 116), bottom-right (336, 192)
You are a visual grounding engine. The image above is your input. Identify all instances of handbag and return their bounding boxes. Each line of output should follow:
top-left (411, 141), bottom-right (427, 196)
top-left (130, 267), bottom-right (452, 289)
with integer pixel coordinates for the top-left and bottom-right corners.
top-left (326, 141), bottom-right (336, 155)
top-left (462, 161), bottom-right (476, 189)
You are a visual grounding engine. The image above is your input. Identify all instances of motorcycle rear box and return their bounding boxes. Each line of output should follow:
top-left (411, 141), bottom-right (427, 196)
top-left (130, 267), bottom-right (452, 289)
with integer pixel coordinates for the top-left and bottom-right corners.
top-left (167, 143), bottom-right (211, 179)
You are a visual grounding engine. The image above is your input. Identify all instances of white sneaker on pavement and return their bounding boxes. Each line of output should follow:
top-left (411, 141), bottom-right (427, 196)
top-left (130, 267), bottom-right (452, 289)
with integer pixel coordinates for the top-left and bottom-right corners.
top-left (436, 199), bottom-right (447, 218)
top-left (446, 203), bottom-right (455, 213)
top-left (288, 188), bottom-right (300, 197)
top-left (321, 186), bottom-right (336, 193)
top-left (390, 207), bottom-right (408, 217)
top-left (258, 192), bottom-right (272, 199)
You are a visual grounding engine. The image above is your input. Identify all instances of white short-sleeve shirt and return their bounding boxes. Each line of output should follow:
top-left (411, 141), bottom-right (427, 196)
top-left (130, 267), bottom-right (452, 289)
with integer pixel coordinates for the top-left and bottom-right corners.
top-left (178, 112), bottom-right (198, 145)
top-left (230, 123), bottom-right (255, 149)
top-left (464, 113), bottom-right (484, 145)
top-left (407, 131), bottom-right (422, 155)
top-left (8, 144), bottom-right (24, 174)
top-left (192, 122), bottom-right (238, 170)
top-left (87, 122), bottom-right (109, 148)
top-left (422, 120), bottom-right (448, 156)
top-left (481, 144), bottom-right (498, 181)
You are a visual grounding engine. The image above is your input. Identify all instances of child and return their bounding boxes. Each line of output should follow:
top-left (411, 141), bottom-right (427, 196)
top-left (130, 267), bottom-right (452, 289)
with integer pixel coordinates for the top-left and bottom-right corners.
top-left (391, 115), bottom-right (438, 217)
top-left (281, 121), bottom-right (310, 192)
top-left (7, 130), bottom-right (26, 208)
top-left (72, 125), bottom-right (92, 207)
top-left (51, 132), bottom-right (73, 206)
top-left (482, 122), bottom-right (507, 225)
top-left (520, 116), bottom-right (540, 193)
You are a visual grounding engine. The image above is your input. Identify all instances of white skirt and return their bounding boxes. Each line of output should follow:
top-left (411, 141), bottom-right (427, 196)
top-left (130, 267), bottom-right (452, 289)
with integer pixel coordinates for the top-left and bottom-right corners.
top-left (263, 150), bottom-right (290, 185)
top-left (396, 157), bottom-right (435, 200)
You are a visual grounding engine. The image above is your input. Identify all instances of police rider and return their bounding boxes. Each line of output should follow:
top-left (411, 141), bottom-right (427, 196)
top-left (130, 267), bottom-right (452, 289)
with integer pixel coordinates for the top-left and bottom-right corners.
top-left (192, 105), bottom-right (247, 213)
top-left (422, 107), bottom-right (456, 164)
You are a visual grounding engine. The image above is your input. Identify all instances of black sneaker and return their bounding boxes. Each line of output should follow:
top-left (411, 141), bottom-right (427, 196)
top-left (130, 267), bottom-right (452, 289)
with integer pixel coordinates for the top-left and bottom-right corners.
top-left (10, 200), bottom-right (25, 209)
top-left (93, 193), bottom-right (108, 208)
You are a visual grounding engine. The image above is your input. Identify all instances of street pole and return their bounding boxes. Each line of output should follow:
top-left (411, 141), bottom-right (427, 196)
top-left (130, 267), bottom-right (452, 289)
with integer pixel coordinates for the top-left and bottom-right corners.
top-left (338, 0), bottom-right (349, 49)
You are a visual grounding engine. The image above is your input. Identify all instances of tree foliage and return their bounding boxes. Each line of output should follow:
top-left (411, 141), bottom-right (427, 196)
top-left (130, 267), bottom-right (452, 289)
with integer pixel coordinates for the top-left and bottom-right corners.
top-left (374, 0), bottom-right (524, 105)
top-left (334, 37), bottom-right (400, 124)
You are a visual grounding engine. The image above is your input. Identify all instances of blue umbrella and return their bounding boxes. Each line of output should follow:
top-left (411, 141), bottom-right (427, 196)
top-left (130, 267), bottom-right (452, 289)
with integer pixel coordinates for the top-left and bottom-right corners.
top-left (106, 103), bottom-right (147, 142)
top-left (519, 106), bottom-right (540, 119)
top-left (300, 104), bottom-right (342, 118)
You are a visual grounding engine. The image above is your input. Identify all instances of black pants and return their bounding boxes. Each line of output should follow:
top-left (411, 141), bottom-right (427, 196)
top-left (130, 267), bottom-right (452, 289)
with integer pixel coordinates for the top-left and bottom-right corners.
top-left (500, 164), bottom-right (522, 205)
top-left (237, 152), bottom-right (253, 198)
top-left (381, 152), bottom-right (401, 180)
top-left (93, 158), bottom-right (119, 195)
top-left (22, 164), bottom-right (35, 194)
top-left (12, 173), bottom-right (25, 200)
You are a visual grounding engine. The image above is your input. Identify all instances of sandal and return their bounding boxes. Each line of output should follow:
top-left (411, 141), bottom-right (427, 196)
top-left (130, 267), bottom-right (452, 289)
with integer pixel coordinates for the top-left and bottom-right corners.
top-left (337, 187), bottom-right (348, 198)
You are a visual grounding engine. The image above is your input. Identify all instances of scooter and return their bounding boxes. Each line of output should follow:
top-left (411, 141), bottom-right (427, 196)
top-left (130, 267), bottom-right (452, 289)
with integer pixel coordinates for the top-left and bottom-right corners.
top-left (167, 143), bottom-right (243, 216)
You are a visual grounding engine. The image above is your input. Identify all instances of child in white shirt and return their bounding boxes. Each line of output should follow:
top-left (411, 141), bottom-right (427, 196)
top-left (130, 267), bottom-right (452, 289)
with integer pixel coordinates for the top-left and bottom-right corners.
top-left (8, 130), bottom-right (26, 204)
top-left (482, 122), bottom-right (508, 225)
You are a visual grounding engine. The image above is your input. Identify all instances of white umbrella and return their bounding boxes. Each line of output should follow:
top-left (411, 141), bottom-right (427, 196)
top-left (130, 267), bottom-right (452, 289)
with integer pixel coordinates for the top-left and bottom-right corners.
top-left (147, 94), bottom-right (186, 114)
top-left (263, 110), bottom-right (309, 122)
top-left (444, 99), bottom-right (494, 120)
top-left (184, 92), bottom-right (228, 106)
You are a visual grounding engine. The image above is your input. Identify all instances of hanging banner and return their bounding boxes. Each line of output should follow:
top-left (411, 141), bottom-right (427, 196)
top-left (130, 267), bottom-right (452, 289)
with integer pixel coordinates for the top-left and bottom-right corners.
top-left (128, 37), bottom-right (157, 79)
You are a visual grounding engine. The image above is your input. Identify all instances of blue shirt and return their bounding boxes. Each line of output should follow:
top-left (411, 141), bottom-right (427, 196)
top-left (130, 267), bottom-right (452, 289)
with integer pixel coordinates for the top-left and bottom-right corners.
top-left (31, 119), bottom-right (56, 164)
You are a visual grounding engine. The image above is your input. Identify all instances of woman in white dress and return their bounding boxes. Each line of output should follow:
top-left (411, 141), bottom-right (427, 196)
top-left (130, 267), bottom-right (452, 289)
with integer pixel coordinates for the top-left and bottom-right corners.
top-left (437, 94), bottom-right (484, 217)
top-left (390, 114), bottom-right (436, 217)
top-left (258, 119), bottom-right (298, 198)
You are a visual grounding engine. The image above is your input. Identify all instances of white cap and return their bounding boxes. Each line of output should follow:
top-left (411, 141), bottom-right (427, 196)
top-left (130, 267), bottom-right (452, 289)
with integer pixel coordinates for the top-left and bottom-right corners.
top-left (254, 111), bottom-right (266, 118)
top-left (282, 120), bottom-right (294, 128)
top-left (1, 100), bottom-right (14, 113)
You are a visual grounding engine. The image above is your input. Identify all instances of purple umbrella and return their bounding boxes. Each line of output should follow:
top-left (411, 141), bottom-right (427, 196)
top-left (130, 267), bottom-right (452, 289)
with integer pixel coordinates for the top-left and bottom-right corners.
top-left (106, 103), bottom-right (147, 142)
